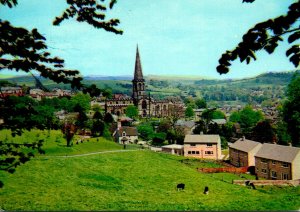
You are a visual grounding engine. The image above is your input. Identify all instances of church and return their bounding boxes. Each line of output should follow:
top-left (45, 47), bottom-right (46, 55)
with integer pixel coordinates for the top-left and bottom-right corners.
top-left (104, 46), bottom-right (184, 118)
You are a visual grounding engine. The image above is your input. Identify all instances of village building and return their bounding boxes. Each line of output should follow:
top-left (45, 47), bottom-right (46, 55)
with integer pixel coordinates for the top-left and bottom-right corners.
top-left (255, 143), bottom-right (300, 180)
top-left (161, 144), bottom-right (184, 156)
top-left (0, 86), bottom-right (23, 98)
top-left (229, 137), bottom-right (262, 167)
top-left (113, 126), bottom-right (138, 144)
top-left (175, 120), bottom-right (195, 135)
top-left (183, 134), bottom-right (222, 160)
top-left (210, 119), bottom-right (227, 125)
top-left (103, 46), bottom-right (184, 118)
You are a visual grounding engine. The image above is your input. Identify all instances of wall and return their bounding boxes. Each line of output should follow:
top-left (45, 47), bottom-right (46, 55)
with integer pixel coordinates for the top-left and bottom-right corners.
top-left (255, 157), bottom-right (292, 180)
top-left (184, 143), bottom-right (220, 160)
top-left (233, 179), bottom-right (300, 186)
top-left (229, 148), bottom-right (249, 167)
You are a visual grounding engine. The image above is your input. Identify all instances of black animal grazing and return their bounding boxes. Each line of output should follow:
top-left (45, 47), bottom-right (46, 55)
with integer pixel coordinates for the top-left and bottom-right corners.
top-left (177, 183), bottom-right (185, 191)
top-left (204, 186), bottom-right (209, 194)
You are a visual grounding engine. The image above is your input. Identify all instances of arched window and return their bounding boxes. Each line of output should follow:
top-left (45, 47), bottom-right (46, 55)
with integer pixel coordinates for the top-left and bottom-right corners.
top-left (138, 83), bottom-right (142, 90)
top-left (142, 100), bottom-right (147, 109)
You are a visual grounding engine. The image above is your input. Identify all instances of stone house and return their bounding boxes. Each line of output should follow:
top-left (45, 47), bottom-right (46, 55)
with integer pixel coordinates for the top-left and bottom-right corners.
top-left (183, 134), bottom-right (222, 160)
top-left (161, 144), bottom-right (184, 156)
top-left (229, 138), bottom-right (262, 167)
top-left (0, 86), bottom-right (23, 98)
top-left (113, 126), bottom-right (138, 144)
top-left (255, 143), bottom-right (300, 180)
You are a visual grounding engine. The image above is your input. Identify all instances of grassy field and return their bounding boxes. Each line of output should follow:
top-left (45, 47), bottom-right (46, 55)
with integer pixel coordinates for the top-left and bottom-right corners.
top-left (0, 129), bottom-right (128, 156)
top-left (0, 130), bottom-right (300, 210)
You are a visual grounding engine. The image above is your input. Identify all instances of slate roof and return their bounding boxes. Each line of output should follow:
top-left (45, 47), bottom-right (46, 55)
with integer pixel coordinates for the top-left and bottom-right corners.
top-left (255, 143), bottom-right (300, 163)
top-left (229, 138), bottom-right (262, 153)
top-left (184, 135), bottom-right (220, 144)
top-left (211, 119), bottom-right (227, 125)
top-left (175, 120), bottom-right (195, 128)
top-left (117, 126), bottom-right (138, 136)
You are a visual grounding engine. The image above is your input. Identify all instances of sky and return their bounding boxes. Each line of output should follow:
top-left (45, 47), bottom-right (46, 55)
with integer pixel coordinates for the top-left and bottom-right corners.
top-left (0, 0), bottom-right (296, 79)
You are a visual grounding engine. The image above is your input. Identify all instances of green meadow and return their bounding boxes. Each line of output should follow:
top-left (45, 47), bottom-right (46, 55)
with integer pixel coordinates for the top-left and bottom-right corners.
top-left (0, 130), bottom-right (300, 211)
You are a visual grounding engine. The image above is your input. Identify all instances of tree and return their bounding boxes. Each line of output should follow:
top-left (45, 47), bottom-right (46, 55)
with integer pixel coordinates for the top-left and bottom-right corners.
top-left (240, 105), bottom-right (263, 129)
top-left (137, 123), bottom-right (154, 141)
top-left (91, 120), bottom-right (105, 136)
top-left (152, 132), bottom-right (166, 145)
top-left (93, 111), bottom-right (103, 120)
top-left (70, 93), bottom-right (91, 112)
top-left (125, 105), bottom-right (138, 120)
top-left (282, 71), bottom-right (300, 146)
top-left (103, 112), bottom-right (114, 124)
top-left (229, 111), bottom-right (240, 123)
top-left (195, 98), bottom-right (207, 109)
top-left (184, 96), bottom-right (196, 108)
top-left (61, 122), bottom-right (77, 147)
top-left (275, 121), bottom-right (291, 146)
top-left (251, 120), bottom-right (276, 143)
top-left (185, 106), bottom-right (195, 119)
top-left (82, 84), bottom-right (101, 97)
top-left (217, 0), bottom-right (300, 74)
top-left (211, 110), bottom-right (225, 119)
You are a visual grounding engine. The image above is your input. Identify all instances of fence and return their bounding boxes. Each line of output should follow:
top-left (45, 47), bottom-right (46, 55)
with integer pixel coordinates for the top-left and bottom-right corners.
top-left (198, 166), bottom-right (248, 174)
top-left (233, 179), bottom-right (300, 186)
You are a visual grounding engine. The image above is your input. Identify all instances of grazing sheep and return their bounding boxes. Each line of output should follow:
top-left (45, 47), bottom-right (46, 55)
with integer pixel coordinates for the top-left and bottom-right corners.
top-left (177, 183), bottom-right (185, 191)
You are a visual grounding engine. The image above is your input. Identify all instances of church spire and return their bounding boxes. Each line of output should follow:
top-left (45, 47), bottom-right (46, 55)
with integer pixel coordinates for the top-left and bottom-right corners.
top-left (134, 45), bottom-right (144, 80)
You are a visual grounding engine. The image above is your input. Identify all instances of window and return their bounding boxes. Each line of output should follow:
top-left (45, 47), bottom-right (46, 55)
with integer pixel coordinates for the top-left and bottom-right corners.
top-left (196, 151), bottom-right (200, 154)
top-left (205, 151), bottom-right (214, 155)
top-left (261, 169), bottom-right (267, 173)
top-left (188, 151), bottom-right (191, 154)
top-left (191, 144), bottom-right (196, 147)
top-left (272, 160), bottom-right (276, 165)
top-left (122, 132), bottom-right (126, 137)
top-left (282, 173), bottom-right (289, 180)
top-left (271, 171), bottom-right (277, 179)
top-left (192, 151), bottom-right (195, 154)
top-left (282, 162), bottom-right (289, 168)
top-left (261, 158), bottom-right (267, 163)
top-left (207, 144), bottom-right (212, 147)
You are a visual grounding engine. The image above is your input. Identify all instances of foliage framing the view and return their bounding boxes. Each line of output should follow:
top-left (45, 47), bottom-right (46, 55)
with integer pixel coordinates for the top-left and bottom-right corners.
top-left (217, 0), bottom-right (300, 74)
top-left (0, 0), bottom-right (122, 89)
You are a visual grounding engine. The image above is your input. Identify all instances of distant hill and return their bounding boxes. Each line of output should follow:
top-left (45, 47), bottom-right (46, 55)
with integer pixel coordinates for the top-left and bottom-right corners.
top-left (84, 75), bottom-right (132, 81)
top-left (0, 71), bottom-right (295, 91)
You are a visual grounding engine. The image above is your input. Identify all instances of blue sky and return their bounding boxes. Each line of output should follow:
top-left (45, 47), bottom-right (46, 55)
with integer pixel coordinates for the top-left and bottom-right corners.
top-left (0, 0), bottom-right (296, 79)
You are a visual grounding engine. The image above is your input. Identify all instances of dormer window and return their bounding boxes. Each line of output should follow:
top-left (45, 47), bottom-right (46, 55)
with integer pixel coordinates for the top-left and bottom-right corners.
top-left (122, 132), bottom-right (126, 137)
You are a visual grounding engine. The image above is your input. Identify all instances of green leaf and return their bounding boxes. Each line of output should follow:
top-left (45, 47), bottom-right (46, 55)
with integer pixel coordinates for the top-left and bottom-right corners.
top-left (288, 31), bottom-right (300, 43)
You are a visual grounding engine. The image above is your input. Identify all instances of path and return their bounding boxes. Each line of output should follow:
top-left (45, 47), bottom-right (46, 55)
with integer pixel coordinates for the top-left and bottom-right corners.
top-left (40, 149), bottom-right (141, 158)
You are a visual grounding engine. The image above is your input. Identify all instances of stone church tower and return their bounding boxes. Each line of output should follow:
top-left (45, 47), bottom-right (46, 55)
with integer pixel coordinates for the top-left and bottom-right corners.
top-left (132, 46), bottom-right (150, 117)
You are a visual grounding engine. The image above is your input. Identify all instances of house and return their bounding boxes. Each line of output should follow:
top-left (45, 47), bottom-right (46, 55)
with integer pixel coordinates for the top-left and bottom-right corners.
top-left (210, 119), bottom-right (227, 125)
top-left (113, 126), bottom-right (138, 144)
top-left (229, 137), bottom-right (262, 167)
top-left (184, 134), bottom-right (222, 160)
top-left (255, 143), bottom-right (300, 180)
top-left (0, 86), bottom-right (23, 98)
top-left (161, 144), bottom-right (184, 156)
top-left (175, 120), bottom-right (195, 135)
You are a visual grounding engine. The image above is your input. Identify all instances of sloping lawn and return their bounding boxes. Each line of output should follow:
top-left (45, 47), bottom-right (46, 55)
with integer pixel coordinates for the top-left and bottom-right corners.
top-left (1, 150), bottom-right (299, 211)
top-left (0, 129), bottom-right (125, 156)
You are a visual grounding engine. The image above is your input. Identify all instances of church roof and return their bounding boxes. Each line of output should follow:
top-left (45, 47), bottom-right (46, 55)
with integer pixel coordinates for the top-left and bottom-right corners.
top-left (133, 45), bottom-right (144, 81)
